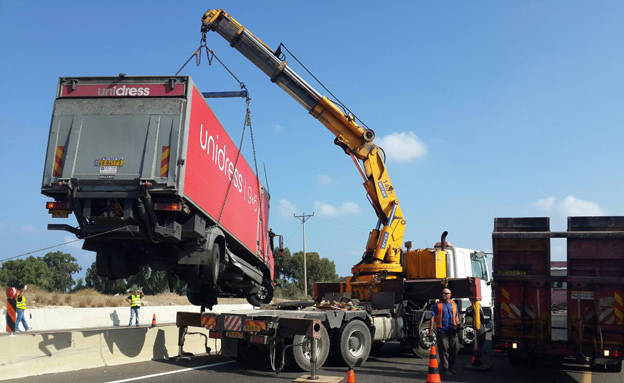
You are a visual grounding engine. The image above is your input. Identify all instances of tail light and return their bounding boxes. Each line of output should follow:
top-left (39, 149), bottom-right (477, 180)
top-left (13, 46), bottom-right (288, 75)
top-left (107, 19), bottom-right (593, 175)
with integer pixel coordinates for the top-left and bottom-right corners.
top-left (153, 202), bottom-right (182, 212)
top-left (208, 331), bottom-right (221, 339)
top-left (46, 202), bottom-right (70, 210)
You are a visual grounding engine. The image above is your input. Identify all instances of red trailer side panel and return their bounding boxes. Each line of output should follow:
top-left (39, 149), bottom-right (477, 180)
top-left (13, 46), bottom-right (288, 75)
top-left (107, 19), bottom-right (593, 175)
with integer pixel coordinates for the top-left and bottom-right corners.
top-left (184, 86), bottom-right (266, 258)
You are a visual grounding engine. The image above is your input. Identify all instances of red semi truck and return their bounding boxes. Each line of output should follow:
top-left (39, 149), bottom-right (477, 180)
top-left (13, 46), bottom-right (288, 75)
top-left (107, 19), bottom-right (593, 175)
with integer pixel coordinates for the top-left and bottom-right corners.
top-left (493, 216), bottom-right (624, 372)
top-left (41, 76), bottom-right (277, 308)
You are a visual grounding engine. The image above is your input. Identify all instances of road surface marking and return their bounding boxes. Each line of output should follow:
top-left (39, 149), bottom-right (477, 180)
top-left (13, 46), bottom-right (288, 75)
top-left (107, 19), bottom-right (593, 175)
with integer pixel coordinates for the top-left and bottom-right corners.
top-left (581, 370), bottom-right (591, 383)
top-left (104, 360), bottom-right (236, 383)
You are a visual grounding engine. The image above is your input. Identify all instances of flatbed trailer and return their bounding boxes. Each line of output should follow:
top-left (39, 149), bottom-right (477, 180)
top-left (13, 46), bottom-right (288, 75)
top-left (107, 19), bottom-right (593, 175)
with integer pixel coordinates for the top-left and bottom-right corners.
top-left (492, 216), bottom-right (624, 372)
top-left (176, 276), bottom-right (484, 371)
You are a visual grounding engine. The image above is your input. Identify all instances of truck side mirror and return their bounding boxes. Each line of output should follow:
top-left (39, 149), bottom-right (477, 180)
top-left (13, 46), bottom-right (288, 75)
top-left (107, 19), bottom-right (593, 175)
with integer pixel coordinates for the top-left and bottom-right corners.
top-left (278, 235), bottom-right (284, 256)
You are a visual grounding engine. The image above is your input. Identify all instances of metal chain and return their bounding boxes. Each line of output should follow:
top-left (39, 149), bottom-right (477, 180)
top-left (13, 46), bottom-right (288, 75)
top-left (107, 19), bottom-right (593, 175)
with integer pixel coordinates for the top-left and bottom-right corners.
top-left (217, 100), bottom-right (248, 224)
top-left (176, 39), bottom-right (265, 256)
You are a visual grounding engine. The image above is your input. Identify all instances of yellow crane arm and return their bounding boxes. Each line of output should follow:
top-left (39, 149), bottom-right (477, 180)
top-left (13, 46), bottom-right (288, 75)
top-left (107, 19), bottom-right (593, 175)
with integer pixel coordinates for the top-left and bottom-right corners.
top-left (201, 10), bottom-right (405, 275)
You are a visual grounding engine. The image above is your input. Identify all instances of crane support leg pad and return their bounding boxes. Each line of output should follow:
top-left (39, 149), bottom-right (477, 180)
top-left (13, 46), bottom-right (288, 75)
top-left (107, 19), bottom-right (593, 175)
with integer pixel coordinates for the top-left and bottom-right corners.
top-left (293, 375), bottom-right (344, 383)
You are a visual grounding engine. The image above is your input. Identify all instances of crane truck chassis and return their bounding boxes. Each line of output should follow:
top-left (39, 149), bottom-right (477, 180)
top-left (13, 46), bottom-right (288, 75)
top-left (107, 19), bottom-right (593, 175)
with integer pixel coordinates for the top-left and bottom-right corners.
top-left (176, 275), bottom-right (484, 371)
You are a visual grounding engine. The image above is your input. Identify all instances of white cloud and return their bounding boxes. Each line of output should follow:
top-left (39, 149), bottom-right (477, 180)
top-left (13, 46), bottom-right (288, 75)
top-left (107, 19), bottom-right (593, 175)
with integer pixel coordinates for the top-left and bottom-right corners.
top-left (317, 174), bottom-right (333, 185)
top-left (533, 196), bottom-right (555, 212)
top-left (20, 224), bottom-right (37, 233)
top-left (376, 131), bottom-right (427, 163)
top-left (533, 195), bottom-right (606, 217)
top-left (271, 123), bottom-right (284, 133)
top-left (278, 199), bottom-right (298, 218)
top-left (314, 201), bottom-right (361, 217)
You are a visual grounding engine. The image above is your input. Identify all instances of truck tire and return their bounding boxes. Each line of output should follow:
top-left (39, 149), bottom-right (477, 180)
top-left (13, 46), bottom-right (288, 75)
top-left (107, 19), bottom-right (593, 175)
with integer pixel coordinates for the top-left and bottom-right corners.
top-left (206, 243), bottom-right (220, 287)
top-left (460, 316), bottom-right (486, 353)
top-left (246, 279), bottom-right (274, 307)
top-left (407, 322), bottom-right (436, 358)
top-left (330, 320), bottom-right (371, 367)
top-left (96, 253), bottom-right (112, 278)
top-left (285, 325), bottom-right (330, 371)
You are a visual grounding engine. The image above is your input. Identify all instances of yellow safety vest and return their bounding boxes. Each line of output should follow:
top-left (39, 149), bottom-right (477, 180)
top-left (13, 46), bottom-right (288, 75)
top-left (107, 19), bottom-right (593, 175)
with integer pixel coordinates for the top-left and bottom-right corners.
top-left (131, 294), bottom-right (141, 307)
top-left (16, 295), bottom-right (26, 310)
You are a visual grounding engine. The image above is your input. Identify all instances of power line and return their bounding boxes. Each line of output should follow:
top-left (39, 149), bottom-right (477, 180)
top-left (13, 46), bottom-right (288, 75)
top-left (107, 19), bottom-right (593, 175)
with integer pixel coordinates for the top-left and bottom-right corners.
top-left (0, 227), bottom-right (127, 264)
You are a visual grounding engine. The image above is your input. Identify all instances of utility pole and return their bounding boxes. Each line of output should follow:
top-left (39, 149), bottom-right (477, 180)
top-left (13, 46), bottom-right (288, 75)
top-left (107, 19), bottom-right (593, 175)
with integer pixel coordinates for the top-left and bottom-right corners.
top-left (294, 212), bottom-right (314, 297)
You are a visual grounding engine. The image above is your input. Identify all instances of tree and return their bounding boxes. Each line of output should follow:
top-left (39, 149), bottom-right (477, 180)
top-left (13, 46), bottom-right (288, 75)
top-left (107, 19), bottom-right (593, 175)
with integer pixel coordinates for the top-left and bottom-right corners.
top-left (274, 249), bottom-right (339, 298)
top-left (126, 266), bottom-right (170, 295)
top-left (43, 251), bottom-right (82, 292)
top-left (85, 262), bottom-right (127, 294)
top-left (0, 257), bottom-right (53, 290)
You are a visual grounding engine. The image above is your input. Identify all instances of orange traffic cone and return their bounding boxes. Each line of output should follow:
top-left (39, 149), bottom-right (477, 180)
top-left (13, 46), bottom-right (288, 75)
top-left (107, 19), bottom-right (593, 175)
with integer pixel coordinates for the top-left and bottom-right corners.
top-left (346, 367), bottom-right (355, 383)
top-left (426, 345), bottom-right (441, 383)
top-left (151, 314), bottom-right (156, 327)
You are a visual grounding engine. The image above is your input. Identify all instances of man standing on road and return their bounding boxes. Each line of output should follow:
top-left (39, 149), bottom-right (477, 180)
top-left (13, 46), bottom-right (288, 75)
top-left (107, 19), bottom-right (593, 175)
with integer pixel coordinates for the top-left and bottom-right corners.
top-left (126, 289), bottom-right (143, 326)
top-left (15, 286), bottom-right (31, 332)
top-left (429, 287), bottom-right (460, 377)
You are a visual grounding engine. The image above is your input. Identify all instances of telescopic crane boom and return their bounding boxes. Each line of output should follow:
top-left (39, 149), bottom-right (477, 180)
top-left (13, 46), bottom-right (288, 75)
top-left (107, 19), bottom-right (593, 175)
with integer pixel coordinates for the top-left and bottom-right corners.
top-left (201, 10), bottom-right (406, 293)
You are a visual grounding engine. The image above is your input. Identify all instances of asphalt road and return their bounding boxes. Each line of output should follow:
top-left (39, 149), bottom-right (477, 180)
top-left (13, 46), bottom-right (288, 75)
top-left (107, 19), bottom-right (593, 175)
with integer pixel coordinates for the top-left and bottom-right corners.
top-left (15, 337), bottom-right (624, 383)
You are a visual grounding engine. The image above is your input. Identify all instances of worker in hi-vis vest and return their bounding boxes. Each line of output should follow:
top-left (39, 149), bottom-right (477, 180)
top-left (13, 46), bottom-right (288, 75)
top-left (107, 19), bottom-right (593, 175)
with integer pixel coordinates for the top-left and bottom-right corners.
top-left (126, 289), bottom-right (144, 326)
top-left (429, 287), bottom-right (460, 377)
top-left (16, 286), bottom-right (31, 332)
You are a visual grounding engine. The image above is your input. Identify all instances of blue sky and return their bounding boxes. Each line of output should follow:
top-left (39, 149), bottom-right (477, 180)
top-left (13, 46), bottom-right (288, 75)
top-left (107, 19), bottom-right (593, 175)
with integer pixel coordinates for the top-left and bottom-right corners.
top-left (1, 1), bottom-right (623, 281)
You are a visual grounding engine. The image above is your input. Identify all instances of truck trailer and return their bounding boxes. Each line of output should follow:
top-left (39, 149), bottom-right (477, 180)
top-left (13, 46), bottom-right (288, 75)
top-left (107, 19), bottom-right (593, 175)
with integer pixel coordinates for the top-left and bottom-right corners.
top-left (41, 75), bottom-right (276, 308)
top-left (492, 216), bottom-right (624, 372)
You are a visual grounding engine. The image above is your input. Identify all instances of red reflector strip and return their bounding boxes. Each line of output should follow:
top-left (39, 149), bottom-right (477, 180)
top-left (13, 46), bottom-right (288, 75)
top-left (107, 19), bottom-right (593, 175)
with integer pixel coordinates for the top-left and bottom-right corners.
top-left (46, 202), bottom-right (70, 210)
top-left (201, 315), bottom-right (217, 330)
top-left (160, 146), bottom-right (170, 177)
top-left (208, 331), bottom-right (221, 339)
top-left (224, 315), bottom-right (242, 331)
top-left (53, 146), bottom-right (65, 177)
top-left (153, 203), bottom-right (182, 211)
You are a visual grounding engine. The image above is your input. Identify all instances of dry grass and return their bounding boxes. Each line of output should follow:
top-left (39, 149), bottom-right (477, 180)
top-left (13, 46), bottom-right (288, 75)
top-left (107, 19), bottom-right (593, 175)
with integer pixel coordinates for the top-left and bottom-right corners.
top-left (2, 285), bottom-right (246, 308)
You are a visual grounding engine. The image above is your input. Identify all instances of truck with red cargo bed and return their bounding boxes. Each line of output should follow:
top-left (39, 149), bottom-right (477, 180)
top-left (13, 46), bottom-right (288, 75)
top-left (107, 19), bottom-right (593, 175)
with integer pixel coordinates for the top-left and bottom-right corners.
top-left (493, 216), bottom-right (624, 372)
top-left (41, 75), bottom-right (276, 308)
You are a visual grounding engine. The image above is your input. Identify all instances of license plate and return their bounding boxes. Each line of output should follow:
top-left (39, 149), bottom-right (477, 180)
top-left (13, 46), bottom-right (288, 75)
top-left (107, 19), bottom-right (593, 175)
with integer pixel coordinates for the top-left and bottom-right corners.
top-left (246, 324), bottom-right (263, 332)
top-left (51, 210), bottom-right (70, 218)
top-left (226, 331), bottom-right (244, 339)
top-left (97, 159), bottom-right (124, 167)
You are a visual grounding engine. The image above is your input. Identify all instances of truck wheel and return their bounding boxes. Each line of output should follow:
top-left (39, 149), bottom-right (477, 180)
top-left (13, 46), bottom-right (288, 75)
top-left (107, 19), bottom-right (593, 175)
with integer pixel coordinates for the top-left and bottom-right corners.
top-left (408, 323), bottom-right (436, 358)
top-left (460, 316), bottom-right (486, 353)
top-left (330, 320), bottom-right (371, 367)
top-left (206, 243), bottom-right (220, 287)
top-left (246, 279), bottom-right (274, 307)
top-left (285, 325), bottom-right (330, 371)
top-left (96, 253), bottom-right (112, 278)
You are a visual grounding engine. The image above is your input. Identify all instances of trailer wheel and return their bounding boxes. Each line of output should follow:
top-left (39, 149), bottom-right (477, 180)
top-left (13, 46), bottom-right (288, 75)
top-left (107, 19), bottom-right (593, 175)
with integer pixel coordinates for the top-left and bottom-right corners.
top-left (330, 320), bottom-right (371, 367)
top-left (408, 322), bottom-right (436, 358)
top-left (246, 279), bottom-right (274, 307)
top-left (285, 325), bottom-right (330, 371)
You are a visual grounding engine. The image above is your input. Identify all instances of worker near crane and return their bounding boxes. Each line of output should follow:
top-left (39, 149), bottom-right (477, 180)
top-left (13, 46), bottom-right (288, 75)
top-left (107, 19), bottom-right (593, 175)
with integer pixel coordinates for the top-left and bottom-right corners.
top-left (429, 287), bottom-right (460, 377)
top-left (15, 286), bottom-right (31, 332)
top-left (126, 289), bottom-right (144, 326)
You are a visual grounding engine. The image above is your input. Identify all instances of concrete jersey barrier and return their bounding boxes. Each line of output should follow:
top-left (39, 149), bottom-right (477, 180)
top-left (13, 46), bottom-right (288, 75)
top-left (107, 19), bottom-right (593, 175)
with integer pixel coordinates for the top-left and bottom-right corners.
top-left (1, 304), bottom-right (252, 332)
top-left (0, 304), bottom-right (252, 381)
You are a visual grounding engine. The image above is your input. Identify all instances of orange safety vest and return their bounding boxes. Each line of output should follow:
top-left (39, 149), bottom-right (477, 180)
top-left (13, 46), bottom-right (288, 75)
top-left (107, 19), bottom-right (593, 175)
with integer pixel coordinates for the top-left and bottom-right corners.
top-left (434, 301), bottom-right (460, 328)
